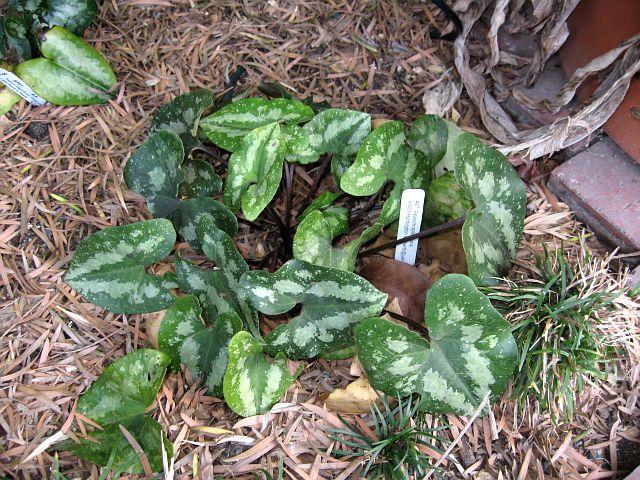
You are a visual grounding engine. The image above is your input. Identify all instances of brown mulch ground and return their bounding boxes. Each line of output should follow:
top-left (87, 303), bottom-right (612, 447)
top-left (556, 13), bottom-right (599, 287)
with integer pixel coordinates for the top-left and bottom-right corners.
top-left (1, 1), bottom-right (639, 479)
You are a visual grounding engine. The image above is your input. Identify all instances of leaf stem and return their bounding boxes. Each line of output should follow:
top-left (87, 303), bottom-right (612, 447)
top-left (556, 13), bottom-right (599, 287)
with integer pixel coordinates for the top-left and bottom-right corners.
top-left (359, 216), bottom-right (466, 257)
top-left (382, 309), bottom-right (431, 340)
top-left (296, 154), bottom-right (332, 216)
top-left (267, 206), bottom-right (293, 259)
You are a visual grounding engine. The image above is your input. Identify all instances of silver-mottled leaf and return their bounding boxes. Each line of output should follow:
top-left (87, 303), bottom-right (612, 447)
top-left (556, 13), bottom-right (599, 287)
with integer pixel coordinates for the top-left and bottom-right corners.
top-left (240, 259), bottom-right (387, 359)
top-left (65, 219), bottom-right (176, 313)
top-left (303, 108), bottom-right (371, 159)
top-left (223, 122), bottom-right (286, 221)
top-left (200, 98), bottom-right (314, 152)
top-left (223, 331), bottom-right (297, 417)
top-left (356, 274), bottom-right (517, 416)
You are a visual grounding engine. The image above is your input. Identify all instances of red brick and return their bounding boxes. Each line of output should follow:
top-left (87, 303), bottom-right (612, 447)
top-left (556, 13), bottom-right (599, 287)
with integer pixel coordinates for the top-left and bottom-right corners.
top-left (548, 138), bottom-right (640, 252)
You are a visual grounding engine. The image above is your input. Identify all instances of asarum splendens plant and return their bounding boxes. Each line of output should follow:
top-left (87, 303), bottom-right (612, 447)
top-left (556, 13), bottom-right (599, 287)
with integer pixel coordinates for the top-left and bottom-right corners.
top-left (59, 90), bottom-right (525, 473)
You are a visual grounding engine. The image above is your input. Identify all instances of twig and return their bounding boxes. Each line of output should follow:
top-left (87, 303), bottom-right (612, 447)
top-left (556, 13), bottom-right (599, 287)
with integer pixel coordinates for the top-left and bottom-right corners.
top-left (359, 216), bottom-right (466, 257)
top-left (296, 154), bottom-right (332, 216)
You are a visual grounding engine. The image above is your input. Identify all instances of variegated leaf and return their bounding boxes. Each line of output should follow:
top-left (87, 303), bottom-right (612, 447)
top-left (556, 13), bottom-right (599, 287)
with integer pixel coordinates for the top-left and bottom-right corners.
top-left (282, 124), bottom-right (318, 164)
top-left (200, 98), bottom-right (314, 152)
top-left (178, 158), bottom-right (222, 198)
top-left (43, 0), bottom-right (97, 36)
top-left (303, 108), bottom-right (371, 160)
top-left (169, 197), bottom-right (237, 252)
top-left (56, 349), bottom-right (172, 473)
top-left (223, 122), bottom-right (286, 221)
top-left (124, 131), bottom-right (235, 252)
top-left (330, 155), bottom-right (352, 186)
top-left (123, 130), bottom-right (185, 218)
top-left (197, 216), bottom-right (260, 337)
top-left (423, 171), bottom-right (473, 227)
top-left (65, 219), bottom-right (176, 313)
top-left (223, 331), bottom-right (298, 417)
top-left (15, 26), bottom-right (115, 105)
top-left (355, 274), bottom-right (517, 416)
top-left (406, 114), bottom-right (448, 170)
top-left (341, 121), bottom-right (430, 225)
top-left (150, 89), bottom-right (213, 151)
top-left (453, 133), bottom-right (526, 285)
top-left (293, 208), bottom-right (381, 271)
top-left (239, 259), bottom-right (387, 359)
top-left (157, 296), bottom-right (242, 397)
top-left (298, 190), bottom-right (343, 221)
top-left (174, 257), bottom-right (233, 323)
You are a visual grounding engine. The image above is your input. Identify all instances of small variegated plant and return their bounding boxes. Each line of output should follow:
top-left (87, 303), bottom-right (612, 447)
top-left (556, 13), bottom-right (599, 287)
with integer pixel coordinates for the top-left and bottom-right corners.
top-left (61, 90), bottom-right (525, 473)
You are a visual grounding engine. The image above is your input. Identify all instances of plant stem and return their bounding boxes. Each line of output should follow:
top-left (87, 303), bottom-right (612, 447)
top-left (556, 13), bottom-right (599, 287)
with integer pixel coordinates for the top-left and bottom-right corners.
top-left (383, 309), bottom-right (431, 340)
top-left (296, 154), bottom-right (332, 216)
top-left (267, 206), bottom-right (293, 259)
top-left (283, 162), bottom-right (294, 233)
top-left (359, 216), bottom-right (466, 257)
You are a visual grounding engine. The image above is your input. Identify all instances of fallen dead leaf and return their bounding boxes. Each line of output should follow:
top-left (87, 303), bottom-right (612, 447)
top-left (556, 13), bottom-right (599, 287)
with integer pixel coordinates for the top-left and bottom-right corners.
top-left (325, 377), bottom-right (380, 414)
top-left (358, 257), bottom-right (432, 324)
top-left (417, 227), bottom-right (467, 283)
top-left (144, 310), bottom-right (165, 348)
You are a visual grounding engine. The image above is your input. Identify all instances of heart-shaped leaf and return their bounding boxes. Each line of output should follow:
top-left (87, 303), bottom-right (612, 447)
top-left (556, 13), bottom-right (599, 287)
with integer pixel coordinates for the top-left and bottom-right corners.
top-left (223, 331), bottom-right (297, 417)
top-left (223, 121), bottom-right (286, 221)
top-left (16, 26), bottom-right (115, 105)
top-left (293, 207), bottom-right (381, 271)
top-left (178, 158), bottom-right (222, 198)
top-left (158, 296), bottom-right (242, 397)
top-left (150, 89), bottom-right (213, 151)
top-left (200, 97), bottom-right (314, 152)
top-left (240, 259), bottom-right (387, 359)
top-left (197, 216), bottom-right (260, 337)
top-left (341, 121), bottom-right (430, 225)
top-left (65, 219), bottom-right (176, 313)
top-left (43, 0), bottom-right (97, 36)
top-left (282, 124), bottom-right (317, 163)
top-left (453, 133), bottom-right (526, 285)
top-left (124, 130), bottom-right (185, 218)
top-left (302, 108), bottom-right (371, 162)
top-left (355, 274), bottom-right (517, 416)
top-left (57, 349), bottom-right (172, 473)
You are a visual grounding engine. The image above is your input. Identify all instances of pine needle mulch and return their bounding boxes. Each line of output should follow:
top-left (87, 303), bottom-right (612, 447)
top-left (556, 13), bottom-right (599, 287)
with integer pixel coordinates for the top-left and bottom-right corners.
top-left (0, 1), bottom-right (638, 479)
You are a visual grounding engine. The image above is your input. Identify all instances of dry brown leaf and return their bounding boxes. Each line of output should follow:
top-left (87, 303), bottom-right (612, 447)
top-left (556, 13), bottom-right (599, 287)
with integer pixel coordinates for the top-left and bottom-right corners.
top-left (144, 310), bottom-right (165, 348)
top-left (325, 377), bottom-right (380, 414)
top-left (418, 228), bottom-right (467, 283)
top-left (358, 257), bottom-right (432, 323)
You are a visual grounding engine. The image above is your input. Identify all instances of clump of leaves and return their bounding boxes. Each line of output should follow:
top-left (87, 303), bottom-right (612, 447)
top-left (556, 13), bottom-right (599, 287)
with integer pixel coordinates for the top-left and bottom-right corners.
top-left (328, 394), bottom-right (447, 479)
top-left (486, 245), bottom-right (624, 423)
top-left (61, 90), bottom-right (527, 473)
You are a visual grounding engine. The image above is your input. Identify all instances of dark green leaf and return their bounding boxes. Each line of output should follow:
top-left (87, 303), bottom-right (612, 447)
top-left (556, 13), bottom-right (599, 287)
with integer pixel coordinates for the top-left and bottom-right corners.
top-left (43, 0), bottom-right (98, 36)
top-left (157, 296), bottom-right (242, 397)
top-left (178, 158), bottom-right (222, 198)
top-left (150, 89), bottom-right (213, 151)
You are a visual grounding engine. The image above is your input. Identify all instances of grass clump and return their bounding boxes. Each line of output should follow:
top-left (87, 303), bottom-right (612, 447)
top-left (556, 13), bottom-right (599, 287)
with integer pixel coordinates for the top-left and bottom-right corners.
top-left (486, 241), bottom-right (633, 423)
top-left (327, 394), bottom-right (447, 479)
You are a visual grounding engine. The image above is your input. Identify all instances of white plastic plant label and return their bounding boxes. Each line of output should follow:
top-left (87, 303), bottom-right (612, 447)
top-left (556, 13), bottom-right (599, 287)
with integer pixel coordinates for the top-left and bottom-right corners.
top-left (0, 68), bottom-right (46, 106)
top-left (395, 188), bottom-right (425, 265)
